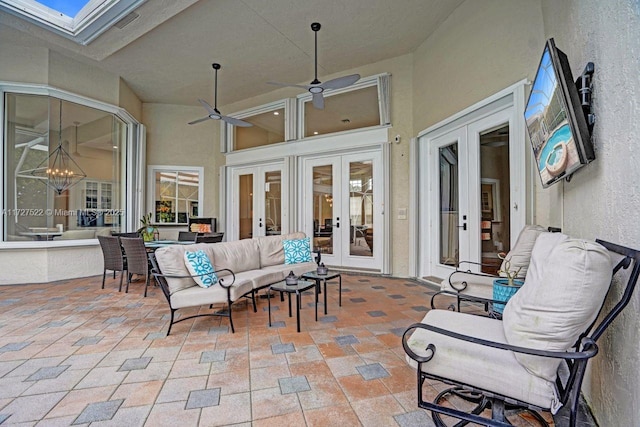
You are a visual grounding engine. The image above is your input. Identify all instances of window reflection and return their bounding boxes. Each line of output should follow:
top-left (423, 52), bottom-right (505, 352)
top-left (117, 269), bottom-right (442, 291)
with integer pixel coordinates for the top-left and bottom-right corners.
top-left (4, 93), bottom-right (124, 241)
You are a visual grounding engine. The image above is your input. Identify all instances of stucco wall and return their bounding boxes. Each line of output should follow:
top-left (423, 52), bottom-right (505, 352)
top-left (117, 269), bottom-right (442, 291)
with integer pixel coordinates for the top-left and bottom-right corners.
top-left (540, 1), bottom-right (640, 425)
top-left (412, 0), bottom-right (545, 132)
top-left (142, 103), bottom-right (223, 230)
top-left (0, 43), bottom-right (141, 285)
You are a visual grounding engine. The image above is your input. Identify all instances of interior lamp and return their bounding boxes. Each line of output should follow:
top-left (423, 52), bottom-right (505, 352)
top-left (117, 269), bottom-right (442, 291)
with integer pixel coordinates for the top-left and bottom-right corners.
top-left (31, 100), bottom-right (87, 195)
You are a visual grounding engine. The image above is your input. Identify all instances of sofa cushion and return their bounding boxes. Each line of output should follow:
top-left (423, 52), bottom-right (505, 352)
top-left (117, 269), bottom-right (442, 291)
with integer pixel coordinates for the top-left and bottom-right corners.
top-left (155, 243), bottom-right (216, 295)
top-left (283, 237), bottom-right (312, 264)
top-left (207, 239), bottom-right (260, 274)
top-left (499, 225), bottom-right (547, 278)
top-left (170, 278), bottom-right (253, 309)
top-left (184, 250), bottom-right (218, 288)
top-left (503, 236), bottom-right (612, 381)
top-left (256, 232), bottom-right (307, 267)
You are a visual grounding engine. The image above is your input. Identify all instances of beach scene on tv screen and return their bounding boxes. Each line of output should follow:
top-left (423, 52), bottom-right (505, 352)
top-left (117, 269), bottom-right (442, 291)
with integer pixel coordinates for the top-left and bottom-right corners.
top-left (525, 47), bottom-right (580, 185)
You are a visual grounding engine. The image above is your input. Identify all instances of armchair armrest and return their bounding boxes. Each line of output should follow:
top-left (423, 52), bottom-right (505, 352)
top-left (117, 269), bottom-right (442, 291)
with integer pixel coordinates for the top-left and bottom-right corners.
top-left (402, 322), bottom-right (598, 365)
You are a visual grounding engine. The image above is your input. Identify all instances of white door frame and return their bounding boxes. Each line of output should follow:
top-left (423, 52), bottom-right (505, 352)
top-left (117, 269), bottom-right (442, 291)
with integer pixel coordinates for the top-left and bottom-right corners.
top-left (227, 161), bottom-right (288, 241)
top-left (416, 80), bottom-right (528, 279)
top-left (300, 149), bottom-right (384, 271)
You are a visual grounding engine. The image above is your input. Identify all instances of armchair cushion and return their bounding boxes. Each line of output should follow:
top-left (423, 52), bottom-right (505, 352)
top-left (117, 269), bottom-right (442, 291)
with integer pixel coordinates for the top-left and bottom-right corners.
top-left (499, 224), bottom-right (547, 278)
top-left (406, 310), bottom-right (560, 411)
top-left (503, 235), bottom-right (612, 381)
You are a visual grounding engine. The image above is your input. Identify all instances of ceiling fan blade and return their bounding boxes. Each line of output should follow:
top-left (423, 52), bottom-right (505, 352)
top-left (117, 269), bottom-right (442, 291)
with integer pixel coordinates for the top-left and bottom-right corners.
top-left (312, 92), bottom-right (324, 110)
top-left (266, 81), bottom-right (311, 90)
top-left (322, 74), bottom-right (361, 90)
top-left (220, 114), bottom-right (253, 127)
top-left (188, 116), bottom-right (211, 125)
top-left (197, 98), bottom-right (217, 115)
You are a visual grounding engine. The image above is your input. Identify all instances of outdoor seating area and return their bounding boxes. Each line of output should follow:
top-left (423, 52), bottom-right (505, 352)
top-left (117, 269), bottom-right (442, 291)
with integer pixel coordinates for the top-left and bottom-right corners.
top-left (404, 237), bottom-right (639, 427)
top-left (0, 269), bottom-right (602, 426)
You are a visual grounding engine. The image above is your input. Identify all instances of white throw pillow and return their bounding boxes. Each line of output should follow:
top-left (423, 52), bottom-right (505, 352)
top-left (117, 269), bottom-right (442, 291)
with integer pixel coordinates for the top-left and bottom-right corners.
top-left (502, 237), bottom-right (612, 381)
top-left (184, 250), bottom-right (218, 288)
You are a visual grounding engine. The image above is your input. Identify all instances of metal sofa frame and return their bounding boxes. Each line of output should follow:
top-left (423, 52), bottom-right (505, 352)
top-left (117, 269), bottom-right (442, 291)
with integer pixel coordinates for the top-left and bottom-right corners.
top-left (148, 253), bottom-right (255, 335)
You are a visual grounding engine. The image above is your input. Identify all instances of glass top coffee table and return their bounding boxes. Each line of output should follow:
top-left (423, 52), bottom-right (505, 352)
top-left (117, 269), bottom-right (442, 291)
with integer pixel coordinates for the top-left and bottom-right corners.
top-left (300, 270), bottom-right (342, 315)
top-left (268, 279), bottom-right (317, 333)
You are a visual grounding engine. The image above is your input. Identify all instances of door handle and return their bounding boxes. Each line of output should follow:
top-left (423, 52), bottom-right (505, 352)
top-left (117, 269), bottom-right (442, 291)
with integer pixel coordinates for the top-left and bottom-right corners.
top-left (335, 217), bottom-right (340, 228)
top-left (457, 223), bottom-right (467, 231)
top-left (259, 218), bottom-right (263, 228)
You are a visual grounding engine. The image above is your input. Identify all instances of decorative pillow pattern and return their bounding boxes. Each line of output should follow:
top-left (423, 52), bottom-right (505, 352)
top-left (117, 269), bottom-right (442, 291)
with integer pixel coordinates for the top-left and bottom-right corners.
top-left (184, 250), bottom-right (218, 288)
top-left (283, 237), bottom-right (312, 264)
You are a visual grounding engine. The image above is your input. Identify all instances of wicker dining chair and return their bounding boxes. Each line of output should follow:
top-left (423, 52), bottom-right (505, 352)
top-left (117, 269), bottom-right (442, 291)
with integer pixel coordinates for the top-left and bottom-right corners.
top-left (120, 237), bottom-right (151, 297)
top-left (97, 235), bottom-right (127, 291)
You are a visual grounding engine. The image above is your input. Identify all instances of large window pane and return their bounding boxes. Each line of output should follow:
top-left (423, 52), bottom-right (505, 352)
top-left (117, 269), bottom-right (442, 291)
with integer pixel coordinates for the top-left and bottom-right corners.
top-left (234, 107), bottom-right (285, 150)
top-left (4, 93), bottom-right (125, 241)
top-left (304, 85), bottom-right (380, 137)
top-left (153, 170), bottom-right (200, 224)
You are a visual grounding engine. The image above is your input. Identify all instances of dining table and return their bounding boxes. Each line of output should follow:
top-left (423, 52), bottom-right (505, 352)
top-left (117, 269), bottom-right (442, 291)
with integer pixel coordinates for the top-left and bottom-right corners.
top-left (144, 240), bottom-right (195, 251)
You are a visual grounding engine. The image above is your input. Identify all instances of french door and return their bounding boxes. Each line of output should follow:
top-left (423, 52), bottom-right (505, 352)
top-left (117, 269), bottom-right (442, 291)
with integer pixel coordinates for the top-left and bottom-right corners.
top-left (229, 163), bottom-right (286, 240)
top-left (422, 107), bottom-right (521, 279)
top-left (302, 150), bottom-right (383, 270)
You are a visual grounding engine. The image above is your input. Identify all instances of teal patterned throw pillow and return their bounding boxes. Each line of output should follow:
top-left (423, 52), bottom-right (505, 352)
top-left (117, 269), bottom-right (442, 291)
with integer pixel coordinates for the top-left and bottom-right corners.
top-left (283, 237), bottom-right (312, 264)
top-left (184, 250), bottom-right (218, 288)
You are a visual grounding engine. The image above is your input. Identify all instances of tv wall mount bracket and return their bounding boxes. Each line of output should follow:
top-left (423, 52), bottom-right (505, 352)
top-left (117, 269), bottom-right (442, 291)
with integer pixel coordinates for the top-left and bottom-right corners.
top-left (577, 62), bottom-right (595, 134)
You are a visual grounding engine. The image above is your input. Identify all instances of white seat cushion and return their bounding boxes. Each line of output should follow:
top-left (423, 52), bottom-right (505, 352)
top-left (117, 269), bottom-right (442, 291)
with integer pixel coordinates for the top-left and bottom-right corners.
top-left (405, 309), bottom-right (561, 411)
top-left (170, 279), bottom-right (253, 309)
top-left (503, 237), bottom-right (612, 381)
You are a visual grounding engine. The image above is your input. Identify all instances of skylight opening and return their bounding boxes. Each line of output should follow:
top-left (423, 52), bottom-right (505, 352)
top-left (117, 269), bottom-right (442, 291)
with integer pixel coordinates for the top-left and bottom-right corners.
top-left (35, 0), bottom-right (90, 18)
top-left (0, 0), bottom-right (145, 45)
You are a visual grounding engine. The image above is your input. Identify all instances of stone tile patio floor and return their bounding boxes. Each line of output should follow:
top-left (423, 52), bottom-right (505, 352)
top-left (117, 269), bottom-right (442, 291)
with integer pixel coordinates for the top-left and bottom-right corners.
top-left (0, 273), bottom-right (596, 426)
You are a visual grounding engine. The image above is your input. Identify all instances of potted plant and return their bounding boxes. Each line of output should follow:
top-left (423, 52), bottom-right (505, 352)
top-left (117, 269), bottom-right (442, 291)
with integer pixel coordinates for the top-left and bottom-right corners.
top-left (137, 213), bottom-right (157, 242)
top-left (492, 255), bottom-right (524, 314)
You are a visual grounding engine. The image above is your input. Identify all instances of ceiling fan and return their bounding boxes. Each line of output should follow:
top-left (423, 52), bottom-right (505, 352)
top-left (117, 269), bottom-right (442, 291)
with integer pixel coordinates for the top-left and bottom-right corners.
top-left (267, 22), bottom-right (360, 110)
top-left (188, 63), bottom-right (252, 127)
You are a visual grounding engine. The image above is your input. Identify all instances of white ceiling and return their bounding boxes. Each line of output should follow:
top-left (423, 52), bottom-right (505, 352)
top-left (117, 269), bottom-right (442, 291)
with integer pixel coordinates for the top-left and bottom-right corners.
top-left (0, 0), bottom-right (466, 106)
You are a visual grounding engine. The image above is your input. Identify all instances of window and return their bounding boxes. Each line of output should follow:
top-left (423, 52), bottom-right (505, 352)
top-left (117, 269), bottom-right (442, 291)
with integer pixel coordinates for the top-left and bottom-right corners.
top-left (147, 166), bottom-right (203, 225)
top-left (226, 100), bottom-right (292, 152)
top-left (3, 92), bottom-right (128, 241)
top-left (299, 74), bottom-right (390, 138)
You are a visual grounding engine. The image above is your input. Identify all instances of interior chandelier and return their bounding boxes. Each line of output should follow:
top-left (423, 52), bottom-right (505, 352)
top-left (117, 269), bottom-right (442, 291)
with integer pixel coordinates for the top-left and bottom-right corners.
top-left (32, 100), bottom-right (87, 195)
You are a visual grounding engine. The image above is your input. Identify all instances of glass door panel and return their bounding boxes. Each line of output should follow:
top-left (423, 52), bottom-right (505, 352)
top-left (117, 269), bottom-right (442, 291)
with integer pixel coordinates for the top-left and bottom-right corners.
top-left (229, 163), bottom-right (286, 241)
top-left (428, 127), bottom-right (470, 279)
top-left (264, 170), bottom-right (282, 235)
top-left (439, 144), bottom-right (459, 266)
top-left (238, 174), bottom-right (253, 239)
top-left (303, 151), bottom-right (382, 270)
top-left (349, 161), bottom-right (373, 257)
top-left (312, 165), bottom-right (334, 255)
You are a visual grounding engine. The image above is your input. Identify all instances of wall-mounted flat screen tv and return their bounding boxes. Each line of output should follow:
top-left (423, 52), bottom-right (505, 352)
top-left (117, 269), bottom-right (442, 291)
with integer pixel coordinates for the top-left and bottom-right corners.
top-left (525, 38), bottom-right (595, 188)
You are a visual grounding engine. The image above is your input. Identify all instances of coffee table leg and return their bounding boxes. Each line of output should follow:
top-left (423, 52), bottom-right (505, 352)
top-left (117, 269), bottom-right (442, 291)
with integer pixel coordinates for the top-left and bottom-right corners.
top-left (338, 275), bottom-right (342, 306)
top-left (296, 291), bottom-right (301, 332)
top-left (287, 293), bottom-right (292, 317)
top-left (323, 279), bottom-right (328, 315)
top-left (268, 287), bottom-right (272, 327)
top-left (315, 286), bottom-right (318, 321)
